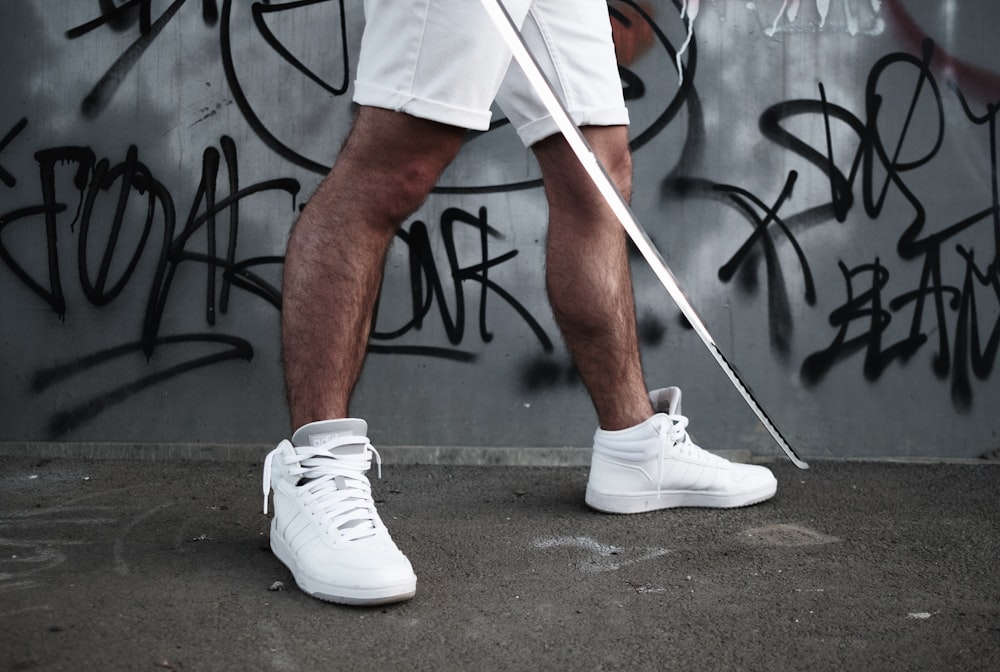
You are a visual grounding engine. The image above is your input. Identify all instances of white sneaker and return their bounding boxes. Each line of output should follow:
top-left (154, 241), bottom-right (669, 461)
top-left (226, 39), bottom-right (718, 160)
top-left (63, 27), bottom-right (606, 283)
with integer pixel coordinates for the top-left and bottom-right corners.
top-left (585, 387), bottom-right (777, 514)
top-left (262, 419), bottom-right (416, 605)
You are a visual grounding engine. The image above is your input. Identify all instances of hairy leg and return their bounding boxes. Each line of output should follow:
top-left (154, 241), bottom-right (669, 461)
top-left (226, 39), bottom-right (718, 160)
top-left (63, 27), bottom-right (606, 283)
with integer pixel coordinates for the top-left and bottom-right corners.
top-left (281, 107), bottom-right (466, 429)
top-left (533, 125), bottom-right (653, 430)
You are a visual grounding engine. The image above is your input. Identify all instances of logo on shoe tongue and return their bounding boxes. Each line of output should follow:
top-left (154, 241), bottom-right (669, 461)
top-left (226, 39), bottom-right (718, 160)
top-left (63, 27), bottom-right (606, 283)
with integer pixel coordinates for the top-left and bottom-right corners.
top-left (309, 430), bottom-right (356, 447)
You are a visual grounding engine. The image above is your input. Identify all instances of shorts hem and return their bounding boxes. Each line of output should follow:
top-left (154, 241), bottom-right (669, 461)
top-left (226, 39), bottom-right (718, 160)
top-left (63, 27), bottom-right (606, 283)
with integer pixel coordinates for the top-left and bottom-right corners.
top-left (353, 81), bottom-right (494, 132)
top-left (517, 107), bottom-right (631, 146)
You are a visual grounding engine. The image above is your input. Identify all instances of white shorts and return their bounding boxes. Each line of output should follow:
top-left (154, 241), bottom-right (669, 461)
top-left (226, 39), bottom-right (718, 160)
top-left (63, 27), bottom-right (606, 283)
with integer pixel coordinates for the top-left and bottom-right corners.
top-left (353, 0), bottom-right (630, 147)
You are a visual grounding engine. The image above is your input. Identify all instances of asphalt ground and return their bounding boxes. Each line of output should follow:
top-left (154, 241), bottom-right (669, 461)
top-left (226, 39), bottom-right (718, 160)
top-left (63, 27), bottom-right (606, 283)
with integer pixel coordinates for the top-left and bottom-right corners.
top-left (1, 455), bottom-right (998, 671)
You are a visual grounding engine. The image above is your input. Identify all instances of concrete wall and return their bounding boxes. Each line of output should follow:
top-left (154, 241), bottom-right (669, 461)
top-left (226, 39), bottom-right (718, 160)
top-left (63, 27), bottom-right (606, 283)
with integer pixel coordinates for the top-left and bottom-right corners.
top-left (2, 1), bottom-right (998, 460)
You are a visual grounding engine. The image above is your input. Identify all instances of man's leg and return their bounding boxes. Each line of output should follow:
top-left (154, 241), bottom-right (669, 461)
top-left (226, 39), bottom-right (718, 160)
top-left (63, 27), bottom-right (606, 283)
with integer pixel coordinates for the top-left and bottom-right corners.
top-left (281, 106), bottom-right (466, 428)
top-left (265, 107), bottom-right (467, 606)
top-left (532, 125), bottom-right (653, 431)
top-left (534, 126), bottom-right (778, 514)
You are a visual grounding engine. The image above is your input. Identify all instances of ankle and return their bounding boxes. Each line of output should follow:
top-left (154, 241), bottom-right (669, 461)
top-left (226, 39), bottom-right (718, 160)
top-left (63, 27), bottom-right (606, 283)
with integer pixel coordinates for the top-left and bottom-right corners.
top-left (593, 416), bottom-right (661, 461)
top-left (596, 403), bottom-right (655, 432)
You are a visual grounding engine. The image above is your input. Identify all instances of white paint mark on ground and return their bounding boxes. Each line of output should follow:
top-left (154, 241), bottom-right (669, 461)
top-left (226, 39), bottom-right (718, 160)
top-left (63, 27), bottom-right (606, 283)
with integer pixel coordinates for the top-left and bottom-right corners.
top-left (740, 523), bottom-right (841, 547)
top-left (258, 620), bottom-right (300, 672)
top-left (113, 502), bottom-right (175, 576)
top-left (532, 536), bottom-right (671, 573)
top-left (0, 604), bottom-right (52, 619)
top-left (907, 612), bottom-right (936, 620)
top-left (0, 539), bottom-right (79, 594)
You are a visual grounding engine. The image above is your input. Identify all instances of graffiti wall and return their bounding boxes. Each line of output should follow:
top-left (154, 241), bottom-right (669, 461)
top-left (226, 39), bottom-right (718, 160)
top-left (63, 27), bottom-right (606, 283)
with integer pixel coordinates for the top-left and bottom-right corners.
top-left (2, 1), bottom-right (998, 460)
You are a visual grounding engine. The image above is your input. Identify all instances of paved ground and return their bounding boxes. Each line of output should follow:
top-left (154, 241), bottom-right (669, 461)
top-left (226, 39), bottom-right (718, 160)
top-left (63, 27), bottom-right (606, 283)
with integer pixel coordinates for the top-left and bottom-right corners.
top-left (1, 455), bottom-right (998, 671)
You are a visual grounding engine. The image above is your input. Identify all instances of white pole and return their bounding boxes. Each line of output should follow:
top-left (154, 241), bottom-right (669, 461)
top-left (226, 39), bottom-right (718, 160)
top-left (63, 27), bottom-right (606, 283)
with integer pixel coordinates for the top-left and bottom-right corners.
top-left (479, 0), bottom-right (808, 469)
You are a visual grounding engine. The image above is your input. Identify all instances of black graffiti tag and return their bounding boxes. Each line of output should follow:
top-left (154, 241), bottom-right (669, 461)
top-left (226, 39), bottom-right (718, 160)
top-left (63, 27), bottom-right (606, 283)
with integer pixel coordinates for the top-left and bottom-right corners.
top-left (371, 206), bottom-right (553, 361)
top-left (0, 136), bottom-right (299, 435)
top-left (66, 0), bottom-right (220, 118)
top-left (667, 40), bottom-right (1000, 406)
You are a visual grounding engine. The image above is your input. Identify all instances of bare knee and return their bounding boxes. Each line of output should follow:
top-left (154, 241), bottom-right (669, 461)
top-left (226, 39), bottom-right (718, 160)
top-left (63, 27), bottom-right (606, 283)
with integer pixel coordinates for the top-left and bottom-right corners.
top-left (378, 154), bottom-right (455, 222)
top-left (534, 125), bottom-right (633, 214)
top-left (339, 108), bottom-right (466, 224)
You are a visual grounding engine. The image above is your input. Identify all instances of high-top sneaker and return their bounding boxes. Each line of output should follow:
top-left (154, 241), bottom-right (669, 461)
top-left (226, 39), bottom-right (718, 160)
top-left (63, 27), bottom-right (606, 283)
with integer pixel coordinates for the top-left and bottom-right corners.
top-left (263, 418), bottom-right (416, 604)
top-left (586, 387), bottom-right (777, 514)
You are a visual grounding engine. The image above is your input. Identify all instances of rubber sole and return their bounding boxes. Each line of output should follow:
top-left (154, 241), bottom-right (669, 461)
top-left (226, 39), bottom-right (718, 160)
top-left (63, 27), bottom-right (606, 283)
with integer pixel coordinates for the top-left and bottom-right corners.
top-left (270, 525), bottom-right (416, 606)
top-left (585, 482), bottom-right (777, 514)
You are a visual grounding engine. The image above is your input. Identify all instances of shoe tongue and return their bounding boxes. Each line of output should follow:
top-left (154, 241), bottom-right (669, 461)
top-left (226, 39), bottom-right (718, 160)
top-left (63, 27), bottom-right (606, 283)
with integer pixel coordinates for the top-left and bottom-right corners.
top-left (651, 387), bottom-right (682, 415)
top-left (292, 418), bottom-right (369, 453)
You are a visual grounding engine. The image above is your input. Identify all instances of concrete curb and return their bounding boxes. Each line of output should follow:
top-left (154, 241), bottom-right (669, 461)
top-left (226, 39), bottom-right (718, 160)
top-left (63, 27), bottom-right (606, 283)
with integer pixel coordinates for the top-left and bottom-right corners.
top-left (0, 441), bottom-right (756, 466)
top-left (4, 442), bottom-right (998, 465)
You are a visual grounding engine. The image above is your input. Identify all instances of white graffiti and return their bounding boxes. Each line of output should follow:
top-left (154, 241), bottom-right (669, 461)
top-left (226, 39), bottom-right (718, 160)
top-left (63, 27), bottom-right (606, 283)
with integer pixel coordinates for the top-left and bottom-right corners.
top-left (677, 0), bottom-right (701, 84)
top-left (745, 0), bottom-right (885, 37)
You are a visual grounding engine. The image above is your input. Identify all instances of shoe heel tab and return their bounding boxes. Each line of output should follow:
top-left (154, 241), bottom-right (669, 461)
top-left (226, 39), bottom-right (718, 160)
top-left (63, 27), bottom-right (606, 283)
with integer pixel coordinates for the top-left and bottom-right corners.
top-left (262, 440), bottom-right (293, 514)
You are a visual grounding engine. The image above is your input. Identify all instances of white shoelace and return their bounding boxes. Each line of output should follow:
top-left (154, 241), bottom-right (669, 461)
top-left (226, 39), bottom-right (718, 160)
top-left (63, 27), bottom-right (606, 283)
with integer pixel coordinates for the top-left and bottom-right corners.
top-left (653, 412), bottom-right (726, 498)
top-left (263, 437), bottom-right (384, 542)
